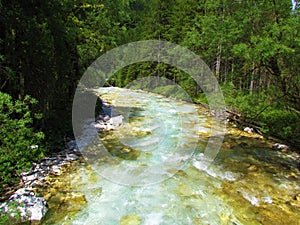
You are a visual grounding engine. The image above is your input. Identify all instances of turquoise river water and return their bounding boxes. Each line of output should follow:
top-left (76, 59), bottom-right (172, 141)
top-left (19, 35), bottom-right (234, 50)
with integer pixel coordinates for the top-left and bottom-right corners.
top-left (42, 87), bottom-right (300, 225)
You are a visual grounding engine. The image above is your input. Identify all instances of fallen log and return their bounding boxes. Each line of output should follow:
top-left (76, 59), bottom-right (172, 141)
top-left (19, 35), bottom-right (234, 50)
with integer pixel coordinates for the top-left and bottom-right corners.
top-left (226, 109), bottom-right (263, 136)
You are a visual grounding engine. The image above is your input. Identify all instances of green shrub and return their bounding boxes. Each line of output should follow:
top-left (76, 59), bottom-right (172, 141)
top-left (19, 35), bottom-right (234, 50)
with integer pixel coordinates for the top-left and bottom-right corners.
top-left (0, 92), bottom-right (45, 193)
top-left (219, 82), bottom-right (300, 145)
top-left (259, 109), bottom-right (300, 143)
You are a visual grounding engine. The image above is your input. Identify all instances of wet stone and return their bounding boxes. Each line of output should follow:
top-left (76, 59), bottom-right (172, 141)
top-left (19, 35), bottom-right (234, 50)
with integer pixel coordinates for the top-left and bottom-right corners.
top-left (294, 193), bottom-right (300, 201)
top-left (120, 214), bottom-right (141, 225)
top-left (248, 165), bottom-right (258, 171)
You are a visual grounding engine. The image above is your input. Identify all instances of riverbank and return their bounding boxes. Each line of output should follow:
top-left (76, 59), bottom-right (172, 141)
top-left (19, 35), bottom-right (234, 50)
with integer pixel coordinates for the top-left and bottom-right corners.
top-left (0, 92), bottom-right (125, 224)
top-left (0, 142), bottom-right (82, 223)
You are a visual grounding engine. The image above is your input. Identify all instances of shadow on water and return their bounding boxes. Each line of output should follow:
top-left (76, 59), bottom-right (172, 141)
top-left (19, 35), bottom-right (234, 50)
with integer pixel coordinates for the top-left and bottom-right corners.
top-left (97, 131), bottom-right (141, 161)
top-left (216, 135), bottom-right (300, 175)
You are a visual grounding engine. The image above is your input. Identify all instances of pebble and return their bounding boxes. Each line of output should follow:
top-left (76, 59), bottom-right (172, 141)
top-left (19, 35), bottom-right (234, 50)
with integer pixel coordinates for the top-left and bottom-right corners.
top-left (294, 193), bottom-right (300, 201)
top-left (272, 143), bottom-right (289, 151)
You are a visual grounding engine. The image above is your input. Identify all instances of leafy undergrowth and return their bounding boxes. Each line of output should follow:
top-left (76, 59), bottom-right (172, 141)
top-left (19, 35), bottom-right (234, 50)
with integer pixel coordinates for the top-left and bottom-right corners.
top-left (199, 82), bottom-right (300, 148)
top-left (0, 92), bottom-right (45, 195)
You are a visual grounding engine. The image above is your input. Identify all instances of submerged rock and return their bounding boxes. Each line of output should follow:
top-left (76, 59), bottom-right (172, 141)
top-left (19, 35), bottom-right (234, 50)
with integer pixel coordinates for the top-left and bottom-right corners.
top-left (294, 193), bottom-right (300, 201)
top-left (120, 214), bottom-right (141, 225)
top-left (62, 192), bottom-right (87, 212)
top-left (91, 187), bottom-right (102, 197)
top-left (248, 165), bottom-right (258, 172)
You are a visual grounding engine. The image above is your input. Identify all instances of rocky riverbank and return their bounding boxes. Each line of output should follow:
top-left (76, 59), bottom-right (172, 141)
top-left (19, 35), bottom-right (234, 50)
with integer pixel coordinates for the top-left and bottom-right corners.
top-left (0, 143), bottom-right (81, 223)
top-left (0, 96), bottom-right (124, 224)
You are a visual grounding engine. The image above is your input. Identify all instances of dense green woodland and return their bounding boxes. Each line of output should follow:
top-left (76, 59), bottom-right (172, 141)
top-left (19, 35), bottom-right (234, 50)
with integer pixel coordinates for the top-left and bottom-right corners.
top-left (0, 0), bottom-right (299, 194)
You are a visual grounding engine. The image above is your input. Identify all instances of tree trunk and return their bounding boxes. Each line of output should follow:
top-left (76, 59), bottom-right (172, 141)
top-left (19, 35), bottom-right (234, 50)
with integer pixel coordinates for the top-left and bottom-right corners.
top-left (216, 44), bottom-right (222, 79)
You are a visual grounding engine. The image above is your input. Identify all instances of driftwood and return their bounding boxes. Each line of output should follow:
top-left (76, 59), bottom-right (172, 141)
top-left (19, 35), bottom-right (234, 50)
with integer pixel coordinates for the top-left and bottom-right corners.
top-left (226, 108), bottom-right (264, 135)
top-left (0, 183), bottom-right (23, 201)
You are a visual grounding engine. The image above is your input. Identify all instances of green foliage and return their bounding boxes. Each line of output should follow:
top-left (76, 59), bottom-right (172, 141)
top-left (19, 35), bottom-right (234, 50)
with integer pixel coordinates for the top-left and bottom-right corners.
top-left (259, 109), bottom-right (300, 143)
top-left (221, 82), bottom-right (267, 118)
top-left (0, 92), bottom-right (45, 193)
top-left (221, 82), bottom-right (300, 145)
top-left (0, 0), bottom-right (299, 154)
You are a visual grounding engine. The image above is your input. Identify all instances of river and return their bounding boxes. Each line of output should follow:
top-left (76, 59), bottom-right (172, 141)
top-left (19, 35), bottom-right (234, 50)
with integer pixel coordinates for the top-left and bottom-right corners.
top-left (42, 87), bottom-right (300, 225)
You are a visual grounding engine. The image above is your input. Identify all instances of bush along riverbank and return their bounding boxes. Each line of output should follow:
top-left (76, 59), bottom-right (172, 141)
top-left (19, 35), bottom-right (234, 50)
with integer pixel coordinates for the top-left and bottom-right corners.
top-left (194, 82), bottom-right (300, 151)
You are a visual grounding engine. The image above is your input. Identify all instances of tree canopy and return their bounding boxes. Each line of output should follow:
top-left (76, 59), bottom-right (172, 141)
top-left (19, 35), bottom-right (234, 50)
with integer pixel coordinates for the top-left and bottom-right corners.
top-left (0, 0), bottom-right (299, 193)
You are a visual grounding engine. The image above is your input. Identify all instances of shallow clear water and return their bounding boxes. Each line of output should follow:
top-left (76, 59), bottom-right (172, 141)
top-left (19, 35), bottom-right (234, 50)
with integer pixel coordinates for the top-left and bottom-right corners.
top-left (42, 88), bottom-right (300, 225)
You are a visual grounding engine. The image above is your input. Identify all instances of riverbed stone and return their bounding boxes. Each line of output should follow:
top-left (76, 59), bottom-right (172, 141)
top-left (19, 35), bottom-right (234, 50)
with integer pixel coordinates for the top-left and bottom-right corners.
top-left (63, 192), bottom-right (87, 212)
top-left (120, 214), bottom-right (141, 225)
top-left (66, 153), bottom-right (79, 161)
top-left (131, 129), bottom-right (152, 137)
top-left (248, 165), bottom-right (258, 171)
top-left (294, 193), bottom-right (300, 201)
top-left (91, 187), bottom-right (102, 197)
top-left (47, 192), bottom-right (87, 213)
top-left (244, 127), bottom-right (254, 133)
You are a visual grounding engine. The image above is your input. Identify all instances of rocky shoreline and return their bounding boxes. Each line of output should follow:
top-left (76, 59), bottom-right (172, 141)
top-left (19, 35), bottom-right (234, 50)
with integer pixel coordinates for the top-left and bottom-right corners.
top-left (0, 96), bottom-right (124, 223)
top-left (0, 142), bottom-right (81, 223)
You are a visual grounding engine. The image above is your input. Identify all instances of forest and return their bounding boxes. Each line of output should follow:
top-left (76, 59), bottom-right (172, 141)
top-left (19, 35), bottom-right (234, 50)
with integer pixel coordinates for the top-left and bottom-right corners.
top-left (0, 0), bottom-right (299, 194)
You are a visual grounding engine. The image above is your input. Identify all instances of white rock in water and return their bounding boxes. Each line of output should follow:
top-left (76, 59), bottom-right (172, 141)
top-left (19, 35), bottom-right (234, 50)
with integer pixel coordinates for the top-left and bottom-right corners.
top-left (103, 115), bottom-right (110, 122)
top-left (0, 188), bottom-right (48, 222)
top-left (106, 124), bottom-right (115, 130)
top-left (109, 115), bottom-right (123, 126)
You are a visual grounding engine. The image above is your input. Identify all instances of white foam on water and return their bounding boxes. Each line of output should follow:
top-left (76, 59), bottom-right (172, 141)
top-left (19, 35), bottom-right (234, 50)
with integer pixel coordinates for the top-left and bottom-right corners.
top-left (193, 154), bottom-right (242, 182)
top-left (240, 190), bottom-right (260, 206)
top-left (144, 212), bottom-right (164, 225)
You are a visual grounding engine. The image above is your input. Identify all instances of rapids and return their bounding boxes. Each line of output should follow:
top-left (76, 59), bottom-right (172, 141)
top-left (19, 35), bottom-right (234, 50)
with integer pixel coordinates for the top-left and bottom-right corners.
top-left (42, 88), bottom-right (300, 225)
